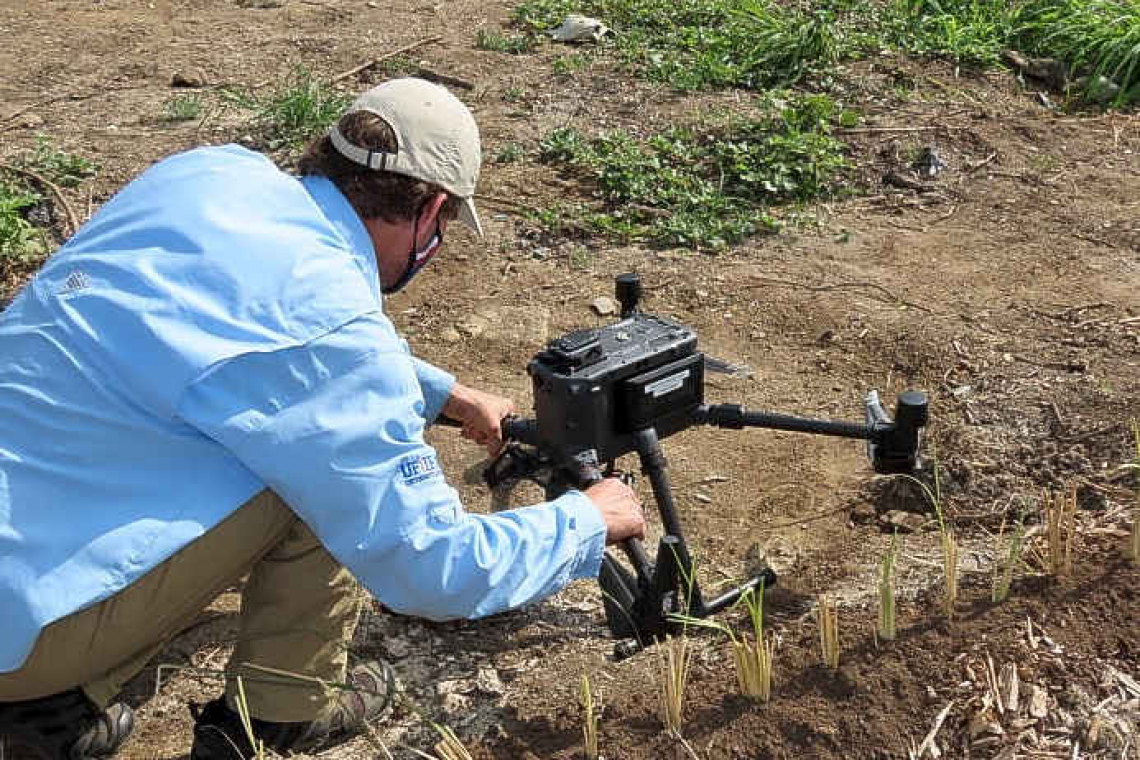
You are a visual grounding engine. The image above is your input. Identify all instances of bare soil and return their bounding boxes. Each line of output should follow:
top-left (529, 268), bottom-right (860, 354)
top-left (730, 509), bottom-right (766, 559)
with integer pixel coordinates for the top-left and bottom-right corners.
top-left (2, 1), bottom-right (1137, 759)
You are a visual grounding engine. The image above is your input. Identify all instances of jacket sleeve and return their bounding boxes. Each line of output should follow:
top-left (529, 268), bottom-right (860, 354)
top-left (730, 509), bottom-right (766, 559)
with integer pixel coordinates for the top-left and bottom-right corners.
top-left (175, 312), bottom-right (606, 620)
top-left (409, 356), bottom-right (454, 423)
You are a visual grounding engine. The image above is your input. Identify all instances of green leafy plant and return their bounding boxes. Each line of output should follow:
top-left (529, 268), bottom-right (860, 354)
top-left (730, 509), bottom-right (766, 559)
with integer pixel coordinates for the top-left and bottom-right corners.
top-left (476, 28), bottom-right (537, 54)
top-left (536, 92), bottom-right (847, 248)
top-left (23, 135), bottom-right (99, 187)
top-left (162, 93), bottom-right (206, 122)
top-left (493, 142), bottom-right (525, 164)
top-left (0, 180), bottom-right (47, 263)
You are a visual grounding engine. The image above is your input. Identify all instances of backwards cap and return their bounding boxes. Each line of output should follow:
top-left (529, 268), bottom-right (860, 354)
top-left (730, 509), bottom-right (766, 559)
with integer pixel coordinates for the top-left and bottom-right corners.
top-left (329, 78), bottom-right (483, 236)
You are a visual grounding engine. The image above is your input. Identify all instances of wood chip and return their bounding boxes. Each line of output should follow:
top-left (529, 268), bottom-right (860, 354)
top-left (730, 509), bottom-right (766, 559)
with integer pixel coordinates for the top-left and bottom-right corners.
top-left (1028, 684), bottom-right (1049, 718)
top-left (999, 662), bottom-right (1019, 715)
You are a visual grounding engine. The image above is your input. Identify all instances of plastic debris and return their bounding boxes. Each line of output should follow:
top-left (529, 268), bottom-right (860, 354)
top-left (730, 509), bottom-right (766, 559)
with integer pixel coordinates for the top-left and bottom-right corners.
top-left (550, 14), bottom-right (610, 43)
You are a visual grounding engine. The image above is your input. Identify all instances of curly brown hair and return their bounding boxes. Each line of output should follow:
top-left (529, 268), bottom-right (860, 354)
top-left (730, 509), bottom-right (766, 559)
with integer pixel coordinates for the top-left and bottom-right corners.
top-left (297, 111), bottom-right (460, 224)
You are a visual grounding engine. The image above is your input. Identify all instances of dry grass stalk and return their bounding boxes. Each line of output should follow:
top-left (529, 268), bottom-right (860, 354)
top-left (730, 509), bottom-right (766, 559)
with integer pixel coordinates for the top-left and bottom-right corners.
top-left (580, 674), bottom-right (599, 760)
top-left (878, 533), bottom-right (899, 641)
top-left (731, 636), bottom-right (775, 701)
top-left (431, 723), bottom-right (473, 760)
top-left (817, 594), bottom-right (839, 669)
top-left (941, 528), bottom-right (959, 621)
top-left (1130, 421), bottom-right (1139, 565)
top-left (1044, 483), bottom-right (1077, 577)
top-left (656, 634), bottom-right (693, 736)
top-left (234, 676), bottom-right (269, 760)
top-left (731, 587), bottom-right (775, 701)
top-left (991, 508), bottom-right (1026, 603)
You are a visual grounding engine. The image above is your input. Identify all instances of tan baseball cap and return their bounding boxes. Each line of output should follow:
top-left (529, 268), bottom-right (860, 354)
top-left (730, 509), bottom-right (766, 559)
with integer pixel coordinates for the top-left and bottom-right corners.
top-left (329, 78), bottom-right (483, 236)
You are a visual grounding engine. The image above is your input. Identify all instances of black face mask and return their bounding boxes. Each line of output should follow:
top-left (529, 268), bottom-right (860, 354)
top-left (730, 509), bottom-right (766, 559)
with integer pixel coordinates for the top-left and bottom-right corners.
top-left (382, 214), bottom-right (443, 295)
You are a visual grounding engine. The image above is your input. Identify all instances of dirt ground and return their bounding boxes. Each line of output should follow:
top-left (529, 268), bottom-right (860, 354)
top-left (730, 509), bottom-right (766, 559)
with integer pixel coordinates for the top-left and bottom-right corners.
top-left (2, 1), bottom-right (1138, 759)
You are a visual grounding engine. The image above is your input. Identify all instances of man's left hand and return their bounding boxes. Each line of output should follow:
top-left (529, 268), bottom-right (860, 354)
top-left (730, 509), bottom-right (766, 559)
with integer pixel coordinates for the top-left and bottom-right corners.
top-left (441, 384), bottom-right (516, 455)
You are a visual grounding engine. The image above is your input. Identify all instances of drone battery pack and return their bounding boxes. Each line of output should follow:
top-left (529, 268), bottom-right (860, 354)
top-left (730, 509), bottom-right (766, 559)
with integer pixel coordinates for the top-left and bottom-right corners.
top-left (528, 313), bottom-right (705, 462)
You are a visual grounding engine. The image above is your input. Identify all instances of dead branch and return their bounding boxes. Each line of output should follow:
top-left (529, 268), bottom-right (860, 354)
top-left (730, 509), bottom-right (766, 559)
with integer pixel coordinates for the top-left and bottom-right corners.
top-left (329, 36), bottom-right (444, 84)
top-left (916, 700), bottom-right (955, 758)
top-left (746, 276), bottom-right (934, 313)
top-left (838, 125), bottom-right (969, 135)
top-left (0, 163), bottom-right (80, 236)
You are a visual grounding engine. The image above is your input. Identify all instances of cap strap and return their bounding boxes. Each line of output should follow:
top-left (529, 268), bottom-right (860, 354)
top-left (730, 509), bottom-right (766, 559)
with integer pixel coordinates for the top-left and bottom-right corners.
top-left (329, 125), bottom-right (395, 172)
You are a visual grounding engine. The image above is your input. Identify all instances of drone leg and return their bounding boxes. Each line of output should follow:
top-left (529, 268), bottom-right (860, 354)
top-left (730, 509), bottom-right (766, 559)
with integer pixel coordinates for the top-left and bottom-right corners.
top-left (631, 427), bottom-right (705, 614)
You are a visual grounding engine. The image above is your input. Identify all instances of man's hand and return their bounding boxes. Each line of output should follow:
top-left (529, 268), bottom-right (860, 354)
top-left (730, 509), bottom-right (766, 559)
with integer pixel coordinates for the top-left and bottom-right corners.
top-left (440, 383), bottom-right (516, 455)
top-left (582, 478), bottom-right (645, 545)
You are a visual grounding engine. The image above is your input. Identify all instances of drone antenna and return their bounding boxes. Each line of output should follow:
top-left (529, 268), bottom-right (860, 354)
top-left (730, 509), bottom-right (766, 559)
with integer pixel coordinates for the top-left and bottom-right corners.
top-left (615, 272), bottom-right (642, 318)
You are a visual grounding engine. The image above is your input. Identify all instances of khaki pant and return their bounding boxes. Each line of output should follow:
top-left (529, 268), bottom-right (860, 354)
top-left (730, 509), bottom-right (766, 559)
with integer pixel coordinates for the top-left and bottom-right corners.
top-left (0, 490), bottom-right (361, 723)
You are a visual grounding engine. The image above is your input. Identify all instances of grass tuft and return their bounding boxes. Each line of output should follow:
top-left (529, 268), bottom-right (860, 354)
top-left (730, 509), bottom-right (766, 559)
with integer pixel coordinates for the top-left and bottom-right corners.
top-left (991, 506), bottom-right (1027, 603)
top-left (878, 532), bottom-right (899, 641)
top-left (1043, 483), bottom-right (1077, 577)
top-left (476, 28), bottom-right (537, 54)
top-left (162, 93), bottom-right (206, 122)
top-left (1016, 0), bottom-right (1140, 105)
top-left (655, 634), bottom-right (693, 735)
top-left (252, 68), bottom-right (351, 149)
top-left (732, 586), bottom-right (775, 701)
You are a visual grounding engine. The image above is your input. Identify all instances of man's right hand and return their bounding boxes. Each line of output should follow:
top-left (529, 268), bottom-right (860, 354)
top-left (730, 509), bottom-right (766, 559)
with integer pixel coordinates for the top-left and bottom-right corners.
top-left (582, 478), bottom-right (645, 544)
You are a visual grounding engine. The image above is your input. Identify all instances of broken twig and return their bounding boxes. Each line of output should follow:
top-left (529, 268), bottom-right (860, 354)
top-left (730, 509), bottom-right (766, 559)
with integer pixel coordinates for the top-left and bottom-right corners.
top-left (330, 36), bottom-right (444, 83)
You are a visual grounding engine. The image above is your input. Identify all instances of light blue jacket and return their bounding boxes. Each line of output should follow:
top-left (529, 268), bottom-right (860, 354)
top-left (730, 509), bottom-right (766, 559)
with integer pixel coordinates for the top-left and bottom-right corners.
top-left (0, 145), bottom-right (605, 673)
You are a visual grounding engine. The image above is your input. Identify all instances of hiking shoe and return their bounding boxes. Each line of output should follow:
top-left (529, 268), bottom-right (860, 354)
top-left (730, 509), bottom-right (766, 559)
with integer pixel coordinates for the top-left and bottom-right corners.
top-left (0, 690), bottom-right (134, 760)
top-left (189, 660), bottom-right (397, 760)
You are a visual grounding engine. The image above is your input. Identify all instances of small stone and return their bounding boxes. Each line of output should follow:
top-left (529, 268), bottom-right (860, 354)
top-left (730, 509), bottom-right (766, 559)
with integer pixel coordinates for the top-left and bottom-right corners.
top-left (440, 327), bottom-right (462, 343)
top-left (880, 510), bottom-right (927, 533)
top-left (457, 316), bottom-right (489, 337)
top-left (15, 112), bottom-right (44, 129)
top-left (590, 296), bottom-right (617, 316)
top-left (171, 69), bottom-right (208, 88)
top-left (385, 638), bottom-right (412, 659)
top-left (475, 667), bottom-right (504, 695)
top-left (693, 492), bottom-right (712, 503)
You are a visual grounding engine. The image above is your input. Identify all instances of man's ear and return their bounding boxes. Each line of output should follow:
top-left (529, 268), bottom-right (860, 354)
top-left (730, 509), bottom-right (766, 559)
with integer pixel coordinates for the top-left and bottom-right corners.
top-left (421, 192), bottom-right (448, 228)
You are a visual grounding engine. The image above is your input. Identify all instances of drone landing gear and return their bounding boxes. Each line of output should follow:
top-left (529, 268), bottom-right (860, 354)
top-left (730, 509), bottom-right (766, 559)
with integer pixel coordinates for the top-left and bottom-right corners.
top-left (598, 427), bottom-right (777, 659)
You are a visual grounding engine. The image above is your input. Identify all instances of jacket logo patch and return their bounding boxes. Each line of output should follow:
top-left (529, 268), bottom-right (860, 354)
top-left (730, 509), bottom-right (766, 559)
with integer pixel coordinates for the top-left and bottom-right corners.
top-left (398, 453), bottom-right (441, 485)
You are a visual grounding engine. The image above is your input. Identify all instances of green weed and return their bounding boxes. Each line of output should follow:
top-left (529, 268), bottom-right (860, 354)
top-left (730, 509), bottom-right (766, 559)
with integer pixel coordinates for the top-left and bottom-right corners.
top-left (1015, 0), bottom-right (1140, 105)
top-left (552, 52), bottom-right (589, 76)
top-left (23, 135), bottom-right (98, 188)
top-left (476, 28), bottom-right (537, 54)
top-left (514, 0), bottom-right (847, 89)
top-left (494, 143), bottom-right (526, 164)
top-left (536, 92), bottom-right (847, 248)
top-left (889, 0), bottom-right (1020, 65)
top-left (0, 180), bottom-right (47, 263)
top-left (162, 93), bottom-right (206, 122)
top-left (253, 68), bottom-right (351, 148)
